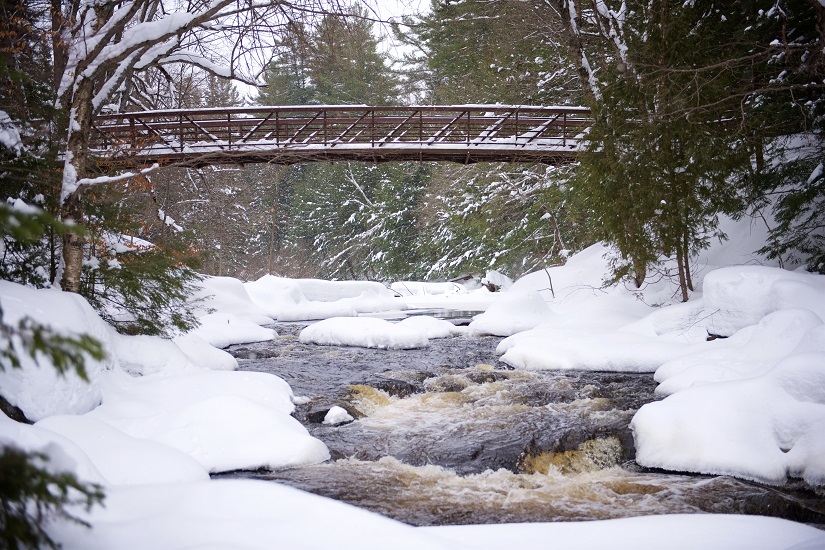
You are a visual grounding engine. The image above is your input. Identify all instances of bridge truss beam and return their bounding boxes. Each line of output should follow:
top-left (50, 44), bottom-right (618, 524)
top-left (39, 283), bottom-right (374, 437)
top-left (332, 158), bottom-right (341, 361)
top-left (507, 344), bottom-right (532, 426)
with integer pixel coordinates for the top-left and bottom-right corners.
top-left (91, 105), bottom-right (591, 167)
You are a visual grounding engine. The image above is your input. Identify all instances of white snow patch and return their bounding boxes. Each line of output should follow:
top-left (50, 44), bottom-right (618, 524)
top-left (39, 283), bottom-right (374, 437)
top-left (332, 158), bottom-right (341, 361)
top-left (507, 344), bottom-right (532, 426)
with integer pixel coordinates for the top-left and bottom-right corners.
top-left (299, 317), bottom-right (429, 350)
top-left (244, 275), bottom-right (406, 321)
top-left (469, 290), bottom-right (555, 336)
top-left (323, 406), bottom-right (354, 425)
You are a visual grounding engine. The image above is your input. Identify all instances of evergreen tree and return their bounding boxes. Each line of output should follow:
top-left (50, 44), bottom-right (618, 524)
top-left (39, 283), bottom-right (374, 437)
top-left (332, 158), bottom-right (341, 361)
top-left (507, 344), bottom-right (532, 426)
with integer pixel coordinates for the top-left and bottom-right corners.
top-left (555, 0), bottom-right (823, 298)
top-left (306, 5), bottom-right (399, 105)
top-left (400, 0), bottom-right (582, 105)
top-left (259, 22), bottom-right (313, 106)
top-left (419, 162), bottom-right (584, 279)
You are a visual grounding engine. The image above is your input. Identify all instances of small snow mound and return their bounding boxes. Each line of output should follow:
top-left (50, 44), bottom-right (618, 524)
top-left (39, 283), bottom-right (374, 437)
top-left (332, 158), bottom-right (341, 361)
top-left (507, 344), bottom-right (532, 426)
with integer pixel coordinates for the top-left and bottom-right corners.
top-left (323, 406), bottom-right (354, 425)
top-left (398, 315), bottom-right (462, 339)
top-left (191, 312), bottom-right (276, 348)
top-left (299, 317), bottom-right (428, 350)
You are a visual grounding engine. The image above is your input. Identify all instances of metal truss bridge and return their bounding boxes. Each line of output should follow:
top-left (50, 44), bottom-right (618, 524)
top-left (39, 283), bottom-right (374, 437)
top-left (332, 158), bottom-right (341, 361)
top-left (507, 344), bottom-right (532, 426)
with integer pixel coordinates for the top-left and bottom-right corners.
top-left (91, 104), bottom-right (591, 167)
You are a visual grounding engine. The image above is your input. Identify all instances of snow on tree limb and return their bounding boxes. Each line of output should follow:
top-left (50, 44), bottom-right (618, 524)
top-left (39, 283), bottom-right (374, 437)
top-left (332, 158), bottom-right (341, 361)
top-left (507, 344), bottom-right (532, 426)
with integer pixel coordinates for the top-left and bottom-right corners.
top-left (75, 164), bottom-right (160, 188)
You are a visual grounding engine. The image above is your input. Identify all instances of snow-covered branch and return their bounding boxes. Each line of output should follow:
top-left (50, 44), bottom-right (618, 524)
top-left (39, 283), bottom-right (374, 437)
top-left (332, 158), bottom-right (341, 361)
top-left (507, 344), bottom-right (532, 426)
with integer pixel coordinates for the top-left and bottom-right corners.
top-left (75, 163), bottom-right (160, 188)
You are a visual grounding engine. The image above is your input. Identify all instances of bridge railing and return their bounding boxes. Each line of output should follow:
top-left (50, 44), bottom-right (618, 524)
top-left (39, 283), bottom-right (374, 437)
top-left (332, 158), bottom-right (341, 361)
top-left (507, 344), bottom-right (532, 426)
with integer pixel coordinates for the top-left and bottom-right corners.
top-left (91, 105), bottom-right (591, 165)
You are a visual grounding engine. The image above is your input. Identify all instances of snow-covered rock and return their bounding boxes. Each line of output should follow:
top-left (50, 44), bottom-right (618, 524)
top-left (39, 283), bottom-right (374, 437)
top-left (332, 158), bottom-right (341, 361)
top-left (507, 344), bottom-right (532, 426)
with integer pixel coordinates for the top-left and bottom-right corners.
top-left (299, 317), bottom-right (429, 349)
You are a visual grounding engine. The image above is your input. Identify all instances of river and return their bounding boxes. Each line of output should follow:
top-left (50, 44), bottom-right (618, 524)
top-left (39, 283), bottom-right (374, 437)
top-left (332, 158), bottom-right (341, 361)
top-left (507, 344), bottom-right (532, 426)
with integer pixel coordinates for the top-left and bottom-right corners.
top-left (217, 321), bottom-right (825, 528)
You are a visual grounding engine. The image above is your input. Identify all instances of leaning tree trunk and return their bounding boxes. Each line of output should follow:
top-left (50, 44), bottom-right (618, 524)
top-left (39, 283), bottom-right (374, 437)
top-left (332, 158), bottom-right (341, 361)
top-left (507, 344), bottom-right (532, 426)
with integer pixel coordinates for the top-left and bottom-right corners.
top-left (59, 78), bottom-right (95, 293)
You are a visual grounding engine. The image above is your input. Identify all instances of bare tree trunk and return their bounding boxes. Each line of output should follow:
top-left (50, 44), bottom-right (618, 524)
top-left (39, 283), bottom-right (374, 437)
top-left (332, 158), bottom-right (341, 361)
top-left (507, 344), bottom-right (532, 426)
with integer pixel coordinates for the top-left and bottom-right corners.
top-left (632, 256), bottom-right (646, 288)
top-left (682, 229), bottom-right (694, 292)
top-left (60, 192), bottom-right (86, 292)
top-left (267, 177), bottom-right (280, 275)
top-left (59, 78), bottom-right (95, 293)
top-left (675, 245), bottom-right (689, 302)
top-left (267, 214), bottom-right (276, 275)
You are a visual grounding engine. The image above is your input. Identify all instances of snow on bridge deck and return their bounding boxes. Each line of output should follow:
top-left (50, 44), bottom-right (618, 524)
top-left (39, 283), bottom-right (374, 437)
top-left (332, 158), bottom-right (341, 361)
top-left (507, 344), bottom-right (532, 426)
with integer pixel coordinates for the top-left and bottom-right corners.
top-left (90, 104), bottom-right (591, 167)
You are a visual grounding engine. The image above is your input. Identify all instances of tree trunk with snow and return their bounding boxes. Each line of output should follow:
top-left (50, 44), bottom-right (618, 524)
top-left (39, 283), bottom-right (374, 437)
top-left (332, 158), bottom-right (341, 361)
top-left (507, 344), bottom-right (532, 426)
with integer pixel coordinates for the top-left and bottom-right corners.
top-left (59, 77), bottom-right (95, 293)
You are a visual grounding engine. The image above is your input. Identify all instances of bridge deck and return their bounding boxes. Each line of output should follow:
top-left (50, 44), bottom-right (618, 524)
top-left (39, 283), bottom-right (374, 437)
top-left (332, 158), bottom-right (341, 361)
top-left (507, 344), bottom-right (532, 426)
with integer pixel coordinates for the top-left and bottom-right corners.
top-left (91, 105), bottom-right (591, 167)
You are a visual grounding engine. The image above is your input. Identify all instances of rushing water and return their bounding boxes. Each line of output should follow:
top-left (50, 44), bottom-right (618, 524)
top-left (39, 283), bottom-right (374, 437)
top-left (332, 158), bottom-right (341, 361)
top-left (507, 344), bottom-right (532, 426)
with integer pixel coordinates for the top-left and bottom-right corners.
top-left (218, 322), bottom-right (825, 528)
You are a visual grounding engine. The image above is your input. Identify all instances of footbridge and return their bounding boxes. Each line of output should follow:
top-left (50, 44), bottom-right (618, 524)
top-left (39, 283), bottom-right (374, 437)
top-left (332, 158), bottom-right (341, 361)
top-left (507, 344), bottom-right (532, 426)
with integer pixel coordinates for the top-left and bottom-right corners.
top-left (91, 104), bottom-right (591, 167)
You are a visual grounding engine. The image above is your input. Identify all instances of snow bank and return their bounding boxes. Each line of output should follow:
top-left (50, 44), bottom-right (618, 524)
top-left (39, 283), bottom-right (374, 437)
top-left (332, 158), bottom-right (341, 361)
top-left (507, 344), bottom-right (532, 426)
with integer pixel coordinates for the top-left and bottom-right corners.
top-left (193, 275), bottom-right (273, 323)
top-left (0, 281), bottom-right (115, 420)
top-left (190, 312), bottom-right (277, 348)
top-left (469, 290), bottom-right (554, 336)
top-left (0, 278), bottom-right (328, 481)
top-left (172, 333), bottom-right (237, 371)
top-left (82, 367), bottom-right (328, 473)
top-left (702, 265), bottom-right (825, 336)
top-left (391, 280), bottom-right (469, 297)
top-left (472, 232), bottom-right (825, 486)
top-left (625, 265), bottom-right (825, 486)
top-left (497, 329), bottom-right (694, 372)
top-left (0, 411), bottom-right (106, 485)
top-left (35, 414), bottom-right (209, 485)
top-left (633, 351), bottom-right (825, 485)
top-left (423, 514), bottom-right (825, 550)
top-left (48, 480), bottom-right (458, 550)
top-left (245, 274), bottom-right (406, 321)
top-left (632, 304), bottom-right (825, 485)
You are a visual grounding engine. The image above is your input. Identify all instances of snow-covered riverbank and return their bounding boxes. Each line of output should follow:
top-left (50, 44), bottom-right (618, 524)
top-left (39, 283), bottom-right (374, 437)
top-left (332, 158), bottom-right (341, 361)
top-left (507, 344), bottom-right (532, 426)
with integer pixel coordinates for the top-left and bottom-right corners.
top-left (1, 215), bottom-right (824, 548)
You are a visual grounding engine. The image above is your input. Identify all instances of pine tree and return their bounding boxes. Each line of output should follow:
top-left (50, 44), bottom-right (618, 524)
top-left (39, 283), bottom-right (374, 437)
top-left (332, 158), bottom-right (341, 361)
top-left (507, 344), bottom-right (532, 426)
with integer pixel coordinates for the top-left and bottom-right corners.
top-left (554, 0), bottom-right (823, 299)
top-left (306, 5), bottom-right (399, 105)
top-left (401, 0), bottom-right (582, 105)
top-left (259, 22), bottom-right (313, 106)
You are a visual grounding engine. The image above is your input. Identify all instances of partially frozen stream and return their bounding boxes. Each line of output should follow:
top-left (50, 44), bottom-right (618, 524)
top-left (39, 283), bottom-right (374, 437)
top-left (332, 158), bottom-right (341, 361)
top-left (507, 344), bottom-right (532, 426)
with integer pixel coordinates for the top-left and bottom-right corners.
top-left (219, 322), bottom-right (825, 527)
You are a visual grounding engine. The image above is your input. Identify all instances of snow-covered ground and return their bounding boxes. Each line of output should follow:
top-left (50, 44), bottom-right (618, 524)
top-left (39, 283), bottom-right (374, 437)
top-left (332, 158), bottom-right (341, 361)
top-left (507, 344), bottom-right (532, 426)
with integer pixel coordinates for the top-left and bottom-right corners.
top-left (1, 214), bottom-right (825, 548)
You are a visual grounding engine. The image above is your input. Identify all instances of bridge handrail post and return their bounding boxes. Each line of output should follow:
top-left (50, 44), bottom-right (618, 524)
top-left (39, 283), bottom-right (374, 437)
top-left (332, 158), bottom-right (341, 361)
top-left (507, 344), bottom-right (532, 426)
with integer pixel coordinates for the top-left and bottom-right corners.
top-left (227, 113), bottom-right (232, 149)
top-left (178, 113), bottom-right (183, 152)
top-left (466, 109), bottom-right (470, 147)
top-left (515, 109), bottom-right (519, 145)
top-left (564, 112), bottom-right (569, 148)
